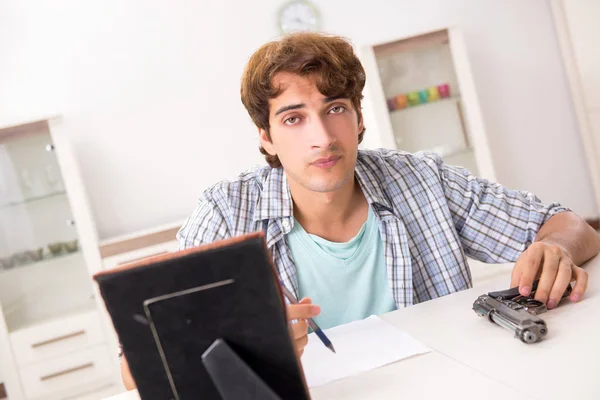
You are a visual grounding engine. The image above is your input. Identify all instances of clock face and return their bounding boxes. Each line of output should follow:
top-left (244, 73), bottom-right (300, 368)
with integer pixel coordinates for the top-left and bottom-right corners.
top-left (278, 0), bottom-right (321, 34)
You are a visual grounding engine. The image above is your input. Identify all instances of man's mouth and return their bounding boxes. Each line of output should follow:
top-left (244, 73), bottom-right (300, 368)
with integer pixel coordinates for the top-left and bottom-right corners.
top-left (312, 155), bottom-right (341, 168)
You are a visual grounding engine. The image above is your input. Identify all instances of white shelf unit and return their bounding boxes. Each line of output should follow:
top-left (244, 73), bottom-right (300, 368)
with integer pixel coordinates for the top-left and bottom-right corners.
top-left (0, 117), bottom-right (121, 400)
top-left (358, 27), bottom-right (496, 181)
top-left (98, 222), bottom-right (182, 271)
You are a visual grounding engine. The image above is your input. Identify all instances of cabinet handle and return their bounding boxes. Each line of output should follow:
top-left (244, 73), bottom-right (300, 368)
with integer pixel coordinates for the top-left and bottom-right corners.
top-left (45, 144), bottom-right (55, 152)
top-left (40, 362), bottom-right (94, 381)
top-left (31, 330), bottom-right (86, 348)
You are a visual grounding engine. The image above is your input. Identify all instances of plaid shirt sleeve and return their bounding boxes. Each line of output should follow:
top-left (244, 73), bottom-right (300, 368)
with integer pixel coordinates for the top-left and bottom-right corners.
top-left (423, 153), bottom-right (570, 263)
top-left (176, 190), bottom-right (231, 250)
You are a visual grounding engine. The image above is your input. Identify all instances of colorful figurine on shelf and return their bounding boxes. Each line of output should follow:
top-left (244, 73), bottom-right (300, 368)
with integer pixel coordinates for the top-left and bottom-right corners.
top-left (386, 82), bottom-right (452, 112)
top-left (437, 83), bottom-right (451, 98)
top-left (395, 94), bottom-right (407, 109)
top-left (387, 98), bottom-right (396, 111)
top-left (407, 91), bottom-right (421, 106)
top-left (427, 86), bottom-right (440, 101)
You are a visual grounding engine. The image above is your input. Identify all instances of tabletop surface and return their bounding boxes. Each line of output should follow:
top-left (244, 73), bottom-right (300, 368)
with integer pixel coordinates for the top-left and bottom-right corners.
top-left (104, 255), bottom-right (600, 400)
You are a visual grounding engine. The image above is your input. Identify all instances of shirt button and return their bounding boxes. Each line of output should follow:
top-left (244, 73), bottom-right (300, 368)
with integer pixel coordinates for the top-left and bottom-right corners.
top-left (282, 220), bottom-right (290, 229)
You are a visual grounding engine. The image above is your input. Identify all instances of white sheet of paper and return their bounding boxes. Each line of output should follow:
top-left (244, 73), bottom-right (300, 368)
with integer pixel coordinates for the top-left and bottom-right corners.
top-left (301, 315), bottom-right (431, 387)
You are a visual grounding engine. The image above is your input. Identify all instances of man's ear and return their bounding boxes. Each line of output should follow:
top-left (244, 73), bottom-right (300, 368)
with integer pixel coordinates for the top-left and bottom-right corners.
top-left (357, 114), bottom-right (365, 135)
top-left (259, 128), bottom-right (277, 156)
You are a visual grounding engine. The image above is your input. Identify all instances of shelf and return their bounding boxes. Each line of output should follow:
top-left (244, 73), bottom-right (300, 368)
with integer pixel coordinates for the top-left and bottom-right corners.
top-left (0, 190), bottom-right (67, 210)
top-left (0, 250), bottom-right (94, 332)
top-left (0, 249), bottom-right (82, 275)
top-left (421, 145), bottom-right (474, 159)
top-left (389, 96), bottom-right (460, 113)
top-left (6, 297), bottom-right (97, 333)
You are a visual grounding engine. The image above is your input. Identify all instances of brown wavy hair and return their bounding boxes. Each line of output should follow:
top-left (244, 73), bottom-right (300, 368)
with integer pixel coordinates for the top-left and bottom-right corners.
top-left (240, 32), bottom-right (367, 168)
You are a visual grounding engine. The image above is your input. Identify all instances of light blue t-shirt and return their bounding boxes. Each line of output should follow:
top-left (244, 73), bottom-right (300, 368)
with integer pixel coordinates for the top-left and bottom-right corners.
top-left (287, 206), bottom-right (397, 330)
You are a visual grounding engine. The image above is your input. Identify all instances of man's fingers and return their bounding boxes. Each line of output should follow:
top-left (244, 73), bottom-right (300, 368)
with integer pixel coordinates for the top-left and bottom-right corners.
top-left (510, 268), bottom-right (521, 290)
top-left (296, 332), bottom-right (308, 350)
top-left (514, 242), bottom-right (587, 309)
top-left (546, 259), bottom-right (573, 309)
top-left (570, 266), bottom-right (589, 303)
top-left (291, 320), bottom-right (308, 339)
top-left (532, 248), bottom-right (561, 304)
top-left (290, 320), bottom-right (309, 357)
top-left (286, 297), bottom-right (320, 358)
top-left (287, 302), bottom-right (320, 321)
top-left (517, 244), bottom-right (544, 296)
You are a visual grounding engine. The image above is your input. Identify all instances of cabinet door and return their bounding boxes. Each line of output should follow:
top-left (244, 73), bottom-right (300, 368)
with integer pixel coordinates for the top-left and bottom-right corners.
top-left (447, 27), bottom-right (496, 181)
top-left (0, 121), bottom-right (97, 333)
top-left (357, 44), bottom-right (398, 151)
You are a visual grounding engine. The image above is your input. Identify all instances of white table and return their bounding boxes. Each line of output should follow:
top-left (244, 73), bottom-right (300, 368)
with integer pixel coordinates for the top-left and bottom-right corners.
top-left (105, 255), bottom-right (600, 400)
top-left (382, 254), bottom-right (600, 400)
top-left (105, 352), bottom-right (522, 400)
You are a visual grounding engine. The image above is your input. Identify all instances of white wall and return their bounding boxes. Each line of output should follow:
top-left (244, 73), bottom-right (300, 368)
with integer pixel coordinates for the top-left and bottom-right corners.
top-left (557, 0), bottom-right (600, 214)
top-left (0, 0), bottom-right (596, 243)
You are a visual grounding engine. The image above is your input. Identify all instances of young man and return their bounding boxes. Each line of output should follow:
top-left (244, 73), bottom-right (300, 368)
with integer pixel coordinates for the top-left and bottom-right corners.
top-left (121, 32), bottom-right (600, 389)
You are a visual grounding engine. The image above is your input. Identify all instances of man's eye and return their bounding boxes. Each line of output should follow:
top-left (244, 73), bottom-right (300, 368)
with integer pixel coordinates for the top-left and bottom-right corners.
top-left (329, 106), bottom-right (346, 114)
top-left (284, 117), bottom-right (300, 125)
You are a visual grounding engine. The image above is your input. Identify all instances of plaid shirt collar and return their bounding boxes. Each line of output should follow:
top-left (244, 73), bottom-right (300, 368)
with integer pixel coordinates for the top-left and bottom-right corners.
top-left (252, 151), bottom-right (394, 223)
top-left (253, 166), bottom-right (293, 222)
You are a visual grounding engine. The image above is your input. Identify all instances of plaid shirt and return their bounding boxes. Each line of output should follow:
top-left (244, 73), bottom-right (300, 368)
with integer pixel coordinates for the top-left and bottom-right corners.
top-left (177, 149), bottom-right (568, 308)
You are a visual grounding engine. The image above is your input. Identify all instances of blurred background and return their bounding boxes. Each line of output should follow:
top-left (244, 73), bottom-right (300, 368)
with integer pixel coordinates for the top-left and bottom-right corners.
top-left (0, 0), bottom-right (598, 399)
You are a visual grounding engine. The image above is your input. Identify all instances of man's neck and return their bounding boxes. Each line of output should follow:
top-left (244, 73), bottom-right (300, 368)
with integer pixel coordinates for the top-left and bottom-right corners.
top-left (289, 176), bottom-right (369, 242)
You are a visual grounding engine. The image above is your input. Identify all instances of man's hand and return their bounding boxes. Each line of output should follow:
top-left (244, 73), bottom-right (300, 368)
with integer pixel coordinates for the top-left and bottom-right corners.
top-left (286, 297), bottom-right (321, 357)
top-left (511, 241), bottom-right (588, 309)
top-left (120, 355), bottom-right (137, 390)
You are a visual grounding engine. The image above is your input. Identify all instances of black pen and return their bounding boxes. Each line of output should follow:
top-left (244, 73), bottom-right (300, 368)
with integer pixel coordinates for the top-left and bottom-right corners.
top-left (280, 285), bottom-right (336, 354)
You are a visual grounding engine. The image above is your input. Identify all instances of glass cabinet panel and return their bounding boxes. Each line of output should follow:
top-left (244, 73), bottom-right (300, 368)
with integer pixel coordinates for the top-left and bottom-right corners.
top-left (0, 124), bottom-right (95, 332)
top-left (373, 29), bottom-right (479, 174)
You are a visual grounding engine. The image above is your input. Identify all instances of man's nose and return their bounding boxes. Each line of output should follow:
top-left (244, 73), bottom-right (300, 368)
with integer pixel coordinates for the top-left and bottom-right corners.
top-left (310, 117), bottom-right (336, 148)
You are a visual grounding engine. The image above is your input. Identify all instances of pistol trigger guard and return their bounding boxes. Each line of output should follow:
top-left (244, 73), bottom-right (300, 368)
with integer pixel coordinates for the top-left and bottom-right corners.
top-left (487, 286), bottom-right (521, 301)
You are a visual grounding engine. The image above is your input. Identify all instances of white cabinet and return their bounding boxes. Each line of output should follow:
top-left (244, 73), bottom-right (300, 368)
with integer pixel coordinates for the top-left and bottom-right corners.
top-left (0, 117), bottom-right (120, 399)
top-left (19, 344), bottom-right (113, 400)
top-left (358, 27), bottom-right (496, 181)
top-left (10, 310), bottom-right (106, 367)
top-left (99, 223), bottom-right (181, 271)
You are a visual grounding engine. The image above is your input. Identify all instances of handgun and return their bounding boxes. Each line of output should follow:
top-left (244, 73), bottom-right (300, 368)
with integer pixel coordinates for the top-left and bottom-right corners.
top-left (472, 280), bottom-right (572, 344)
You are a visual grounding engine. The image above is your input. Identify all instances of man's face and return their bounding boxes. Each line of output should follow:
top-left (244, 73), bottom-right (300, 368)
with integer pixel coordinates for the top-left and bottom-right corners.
top-left (259, 72), bottom-right (363, 193)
